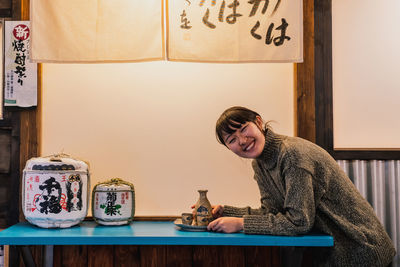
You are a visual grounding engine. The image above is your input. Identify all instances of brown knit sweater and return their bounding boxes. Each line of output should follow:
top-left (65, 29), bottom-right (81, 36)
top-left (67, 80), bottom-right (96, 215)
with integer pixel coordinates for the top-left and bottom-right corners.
top-left (223, 129), bottom-right (396, 266)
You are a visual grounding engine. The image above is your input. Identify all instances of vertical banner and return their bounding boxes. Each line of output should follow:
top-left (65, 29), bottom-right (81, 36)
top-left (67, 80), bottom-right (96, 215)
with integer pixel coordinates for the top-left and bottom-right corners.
top-left (30, 0), bottom-right (164, 63)
top-left (4, 21), bottom-right (37, 107)
top-left (167, 0), bottom-right (303, 62)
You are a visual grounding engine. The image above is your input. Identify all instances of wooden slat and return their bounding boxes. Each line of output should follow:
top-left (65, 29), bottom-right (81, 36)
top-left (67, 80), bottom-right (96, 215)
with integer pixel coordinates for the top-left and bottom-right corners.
top-left (244, 246), bottom-right (273, 267)
top-left (294, 0), bottom-right (315, 142)
top-left (192, 245), bottom-right (219, 267)
top-left (88, 245), bottom-right (113, 267)
top-left (0, 0), bottom-right (11, 9)
top-left (30, 245), bottom-right (42, 267)
top-left (270, 246), bottom-right (281, 267)
top-left (166, 245), bottom-right (192, 267)
top-left (62, 245), bottom-right (88, 267)
top-left (11, 0), bottom-right (20, 19)
top-left (140, 246), bottom-right (166, 267)
top-left (0, 129), bottom-right (11, 173)
top-left (7, 111), bottom-right (20, 226)
top-left (218, 246), bottom-right (245, 267)
top-left (52, 245), bottom-right (62, 267)
top-left (314, 0), bottom-right (333, 152)
top-left (114, 245), bottom-right (140, 267)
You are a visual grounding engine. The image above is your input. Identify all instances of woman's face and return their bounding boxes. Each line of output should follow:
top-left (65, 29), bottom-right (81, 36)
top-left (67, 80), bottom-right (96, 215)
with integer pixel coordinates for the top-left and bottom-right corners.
top-left (222, 117), bottom-right (265, 159)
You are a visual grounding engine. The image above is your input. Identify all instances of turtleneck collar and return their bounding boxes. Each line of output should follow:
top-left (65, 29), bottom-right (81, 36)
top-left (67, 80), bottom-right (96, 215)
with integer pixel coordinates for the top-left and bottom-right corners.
top-left (255, 128), bottom-right (283, 169)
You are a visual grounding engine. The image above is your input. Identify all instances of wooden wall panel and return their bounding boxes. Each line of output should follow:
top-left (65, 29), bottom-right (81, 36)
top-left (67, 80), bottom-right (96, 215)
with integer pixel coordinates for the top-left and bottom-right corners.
top-left (245, 246), bottom-right (273, 267)
top-left (62, 245), bottom-right (88, 267)
top-left (166, 246), bottom-right (192, 267)
top-left (218, 246), bottom-right (245, 267)
top-left (192, 246), bottom-right (219, 267)
top-left (140, 246), bottom-right (166, 267)
top-left (114, 245), bottom-right (140, 267)
top-left (294, 0), bottom-right (315, 142)
top-left (88, 245), bottom-right (113, 267)
top-left (0, 129), bottom-right (11, 173)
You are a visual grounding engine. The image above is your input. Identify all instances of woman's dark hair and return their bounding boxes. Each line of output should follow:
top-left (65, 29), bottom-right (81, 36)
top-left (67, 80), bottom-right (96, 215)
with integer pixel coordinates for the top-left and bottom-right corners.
top-left (216, 106), bottom-right (264, 146)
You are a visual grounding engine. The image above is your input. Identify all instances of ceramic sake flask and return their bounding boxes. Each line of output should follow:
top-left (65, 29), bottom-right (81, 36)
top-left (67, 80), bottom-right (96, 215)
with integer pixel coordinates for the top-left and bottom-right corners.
top-left (92, 178), bottom-right (135, 226)
top-left (193, 190), bottom-right (213, 226)
top-left (22, 154), bottom-right (90, 228)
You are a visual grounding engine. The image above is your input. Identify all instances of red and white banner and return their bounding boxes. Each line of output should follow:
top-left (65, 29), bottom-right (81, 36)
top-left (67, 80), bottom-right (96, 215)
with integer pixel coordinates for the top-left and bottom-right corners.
top-left (4, 21), bottom-right (37, 107)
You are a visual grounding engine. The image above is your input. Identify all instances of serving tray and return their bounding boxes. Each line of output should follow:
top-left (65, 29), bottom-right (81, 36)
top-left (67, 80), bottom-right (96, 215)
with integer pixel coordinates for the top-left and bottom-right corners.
top-left (174, 219), bottom-right (208, 232)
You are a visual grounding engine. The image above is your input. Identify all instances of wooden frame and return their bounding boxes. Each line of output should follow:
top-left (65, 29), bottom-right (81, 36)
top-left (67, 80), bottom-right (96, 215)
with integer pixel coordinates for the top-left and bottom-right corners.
top-left (295, 0), bottom-right (400, 160)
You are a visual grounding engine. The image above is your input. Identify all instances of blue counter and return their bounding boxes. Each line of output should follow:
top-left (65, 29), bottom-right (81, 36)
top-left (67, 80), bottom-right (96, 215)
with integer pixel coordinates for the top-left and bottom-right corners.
top-left (0, 221), bottom-right (333, 247)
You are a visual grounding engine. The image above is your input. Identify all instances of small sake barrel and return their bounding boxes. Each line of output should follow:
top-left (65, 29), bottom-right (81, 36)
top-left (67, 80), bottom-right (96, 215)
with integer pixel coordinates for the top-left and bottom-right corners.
top-left (92, 178), bottom-right (135, 226)
top-left (22, 154), bottom-right (90, 228)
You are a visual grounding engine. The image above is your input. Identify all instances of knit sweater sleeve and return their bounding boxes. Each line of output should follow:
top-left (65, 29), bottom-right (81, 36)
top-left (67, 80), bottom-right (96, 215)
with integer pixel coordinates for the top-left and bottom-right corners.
top-left (222, 169), bottom-right (275, 217)
top-left (243, 163), bottom-right (317, 235)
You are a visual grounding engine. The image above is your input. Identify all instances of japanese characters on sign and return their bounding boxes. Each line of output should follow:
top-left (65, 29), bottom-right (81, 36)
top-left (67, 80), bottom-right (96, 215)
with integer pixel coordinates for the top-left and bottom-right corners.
top-left (4, 21), bottom-right (37, 107)
top-left (25, 174), bottom-right (83, 215)
top-left (168, 0), bottom-right (303, 62)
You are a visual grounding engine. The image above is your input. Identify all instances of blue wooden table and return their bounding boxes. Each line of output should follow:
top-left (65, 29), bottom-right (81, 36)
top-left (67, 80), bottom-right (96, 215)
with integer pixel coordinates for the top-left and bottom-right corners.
top-left (0, 221), bottom-right (333, 266)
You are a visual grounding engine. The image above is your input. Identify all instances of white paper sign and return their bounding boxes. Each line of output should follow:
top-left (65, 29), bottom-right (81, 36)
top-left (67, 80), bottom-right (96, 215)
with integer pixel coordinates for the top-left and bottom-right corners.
top-left (30, 0), bottom-right (164, 63)
top-left (168, 0), bottom-right (303, 62)
top-left (4, 21), bottom-right (37, 107)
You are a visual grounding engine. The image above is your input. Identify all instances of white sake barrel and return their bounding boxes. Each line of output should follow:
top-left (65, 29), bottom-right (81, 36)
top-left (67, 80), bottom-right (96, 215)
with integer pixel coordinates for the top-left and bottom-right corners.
top-left (22, 154), bottom-right (90, 228)
top-left (92, 178), bottom-right (135, 225)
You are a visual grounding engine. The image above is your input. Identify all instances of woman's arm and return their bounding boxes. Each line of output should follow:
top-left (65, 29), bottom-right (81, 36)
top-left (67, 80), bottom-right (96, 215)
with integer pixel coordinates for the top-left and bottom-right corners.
top-left (244, 167), bottom-right (317, 235)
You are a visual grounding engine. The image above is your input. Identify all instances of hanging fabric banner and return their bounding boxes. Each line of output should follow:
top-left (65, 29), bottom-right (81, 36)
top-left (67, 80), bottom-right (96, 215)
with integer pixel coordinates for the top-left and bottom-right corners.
top-left (4, 21), bottom-right (37, 107)
top-left (167, 0), bottom-right (303, 62)
top-left (30, 0), bottom-right (164, 63)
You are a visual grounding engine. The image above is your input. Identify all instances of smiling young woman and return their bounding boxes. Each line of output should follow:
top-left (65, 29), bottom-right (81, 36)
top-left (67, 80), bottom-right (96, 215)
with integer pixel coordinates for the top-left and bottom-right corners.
top-left (210, 106), bottom-right (396, 267)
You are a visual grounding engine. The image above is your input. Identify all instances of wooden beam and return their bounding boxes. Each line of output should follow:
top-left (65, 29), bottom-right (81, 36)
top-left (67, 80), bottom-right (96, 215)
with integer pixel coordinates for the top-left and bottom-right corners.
top-left (294, 0), bottom-right (315, 142)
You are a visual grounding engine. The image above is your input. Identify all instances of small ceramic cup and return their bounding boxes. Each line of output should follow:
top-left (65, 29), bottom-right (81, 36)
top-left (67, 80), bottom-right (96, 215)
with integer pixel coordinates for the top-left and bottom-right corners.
top-left (196, 214), bottom-right (210, 226)
top-left (181, 213), bottom-right (193, 225)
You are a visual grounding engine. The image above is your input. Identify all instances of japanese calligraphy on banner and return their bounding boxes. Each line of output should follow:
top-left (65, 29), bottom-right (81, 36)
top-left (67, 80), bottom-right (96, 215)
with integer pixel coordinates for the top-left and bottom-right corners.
top-left (4, 21), bottom-right (37, 107)
top-left (167, 0), bottom-right (303, 62)
top-left (30, 0), bottom-right (164, 63)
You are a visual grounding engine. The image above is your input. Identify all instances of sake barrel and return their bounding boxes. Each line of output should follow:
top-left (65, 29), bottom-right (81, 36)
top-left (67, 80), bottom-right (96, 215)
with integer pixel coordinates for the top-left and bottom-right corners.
top-left (92, 178), bottom-right (135, 226)
top-left (22, 154), bottom-right (90, 228)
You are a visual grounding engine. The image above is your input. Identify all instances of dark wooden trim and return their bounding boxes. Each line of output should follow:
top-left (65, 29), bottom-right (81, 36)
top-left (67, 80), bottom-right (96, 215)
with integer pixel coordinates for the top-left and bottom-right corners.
top-left (294, 0), bottom-right (315, 142)
top-left (295, 0), bottom-right (400, 160)
top-left (314, 0), bottom-right (333, 152)
top-left (332, 150), bottom-right (400, 160)
top-left (7, 111), bottom-right (20, 226)
top-left (0, 8), bottom-right (11, 17)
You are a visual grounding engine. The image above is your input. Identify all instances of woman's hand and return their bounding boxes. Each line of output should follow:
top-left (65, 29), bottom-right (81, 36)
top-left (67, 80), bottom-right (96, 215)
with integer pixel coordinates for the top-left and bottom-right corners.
top-left (211, 205), bottom-right (224, 219)
top-left (207, 217), bottom-right (244, 233)
top-left (190, 205), bottom-right (224, 219)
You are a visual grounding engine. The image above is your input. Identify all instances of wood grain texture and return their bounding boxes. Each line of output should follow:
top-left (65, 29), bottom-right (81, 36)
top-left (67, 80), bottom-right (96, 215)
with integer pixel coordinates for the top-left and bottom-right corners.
top-left (88, 245), bottom-right (113, 267)
top-left (244, 246), bottom-right (273, 267)
top-left (166, 246), bottom-right (192, 267)
top-left (0, 130), bottom-right (11, 173)
top-left (140, 246), bottom-right (166, 267)
top-left (192, 245), bottom-right (219, 267)
top-left (218, 246), bottom-right (245, 267)
top-left (114, 245), bottom-right (140, 267)
top-left (61, 245), bottom-right (88, 267)
top-left (294, 0), bottom-right (315, 143)
top-left (270, 246), bottom-right (281, 267)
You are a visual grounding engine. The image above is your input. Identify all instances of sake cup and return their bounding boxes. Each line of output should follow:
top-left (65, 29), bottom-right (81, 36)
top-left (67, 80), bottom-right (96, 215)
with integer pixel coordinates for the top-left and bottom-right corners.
top-left (181, 213), bottom-right (193, 225)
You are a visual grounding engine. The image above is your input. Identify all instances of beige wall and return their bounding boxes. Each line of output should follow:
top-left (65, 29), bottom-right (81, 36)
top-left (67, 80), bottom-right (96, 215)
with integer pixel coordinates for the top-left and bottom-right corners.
top-left (332, 0), bottom-right (400, 149)
top-left (41, 62), bottom-right (294, 216)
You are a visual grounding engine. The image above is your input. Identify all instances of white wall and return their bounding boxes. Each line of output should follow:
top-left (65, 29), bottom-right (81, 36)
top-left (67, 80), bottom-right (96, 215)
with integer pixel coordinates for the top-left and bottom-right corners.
top-left (332, 0), bottom-right (400, 149)
top-left (41, 62), bottom-right (294, 216)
